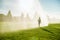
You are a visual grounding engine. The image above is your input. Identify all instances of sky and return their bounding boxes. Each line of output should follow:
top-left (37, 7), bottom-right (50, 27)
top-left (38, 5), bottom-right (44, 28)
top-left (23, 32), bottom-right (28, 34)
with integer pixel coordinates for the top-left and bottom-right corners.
top-left (40, 0), bottom-right (60, 18)
top-left (0, 0), bottom-right (60, 26)
top-left (0, 0), bottom-right (60, 19)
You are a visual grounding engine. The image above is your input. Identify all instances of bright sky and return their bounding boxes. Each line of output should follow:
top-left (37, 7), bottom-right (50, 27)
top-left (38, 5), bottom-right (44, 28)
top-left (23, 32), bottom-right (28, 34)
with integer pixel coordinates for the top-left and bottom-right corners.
top-left (40, 0), bottom-right (60, 18)
top-left (0, 0), bottom-right (60, 24)
top-left (0, 0), bottom-right (50, 26)
top-left (0, 0), bottom-right (60, 18)
top-left (0, 0), bottom-right (46, 17)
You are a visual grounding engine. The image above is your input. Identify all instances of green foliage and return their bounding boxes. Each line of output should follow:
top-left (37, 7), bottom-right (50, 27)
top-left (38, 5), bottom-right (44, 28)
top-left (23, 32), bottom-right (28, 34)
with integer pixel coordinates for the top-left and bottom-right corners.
top-left (0, 24), bottom-right (60, 40)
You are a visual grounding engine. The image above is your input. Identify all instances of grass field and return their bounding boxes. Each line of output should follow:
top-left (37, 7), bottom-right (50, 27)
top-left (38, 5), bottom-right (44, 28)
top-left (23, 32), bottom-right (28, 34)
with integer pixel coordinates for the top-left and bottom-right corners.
top-left (0, 24), bottom-right (60, 40)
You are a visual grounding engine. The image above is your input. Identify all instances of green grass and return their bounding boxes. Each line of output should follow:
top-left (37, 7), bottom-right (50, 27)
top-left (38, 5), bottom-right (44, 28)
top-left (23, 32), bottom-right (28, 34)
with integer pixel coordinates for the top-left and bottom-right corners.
top-left (0, 24), bottom-right (60, 40)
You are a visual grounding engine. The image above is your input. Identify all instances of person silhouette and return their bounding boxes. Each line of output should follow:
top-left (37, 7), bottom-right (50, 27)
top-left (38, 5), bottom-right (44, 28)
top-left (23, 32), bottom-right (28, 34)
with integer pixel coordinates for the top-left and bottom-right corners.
top-left (38, 17), bottom-right (41, 40)
top-left (38, 17), bottom-right (41, 27)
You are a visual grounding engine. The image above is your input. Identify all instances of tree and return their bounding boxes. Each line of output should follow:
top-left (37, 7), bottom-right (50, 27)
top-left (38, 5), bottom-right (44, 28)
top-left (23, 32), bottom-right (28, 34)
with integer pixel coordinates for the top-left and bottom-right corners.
top-left (26, 14), bottom-right (30, 20)
top-left (20, 13), bottom-right (24, 20)
top-left (7, 10), bottom-right (12, 21)
top-left (7, 10), bottom-right (12, 18)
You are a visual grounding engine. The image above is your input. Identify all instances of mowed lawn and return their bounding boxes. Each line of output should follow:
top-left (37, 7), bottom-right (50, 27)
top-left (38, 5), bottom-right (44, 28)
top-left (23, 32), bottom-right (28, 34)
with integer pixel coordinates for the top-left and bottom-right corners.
top-left (0, 24), bottom-right (60, 40)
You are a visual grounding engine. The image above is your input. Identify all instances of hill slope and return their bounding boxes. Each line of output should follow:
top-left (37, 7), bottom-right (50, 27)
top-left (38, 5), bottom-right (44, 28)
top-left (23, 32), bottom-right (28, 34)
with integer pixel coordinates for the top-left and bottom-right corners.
top-left (0, 24), bottom-right (60, 40)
